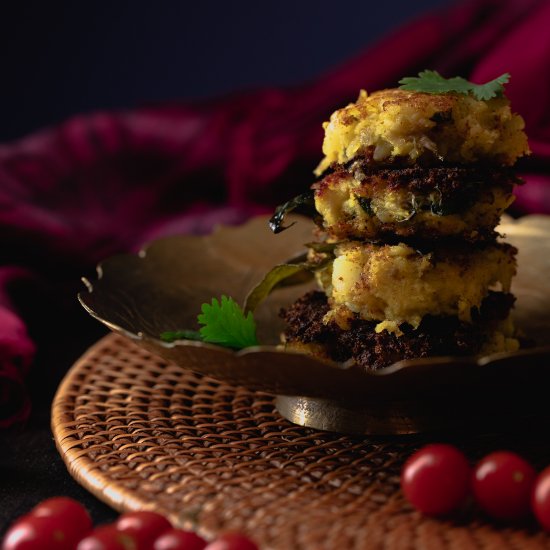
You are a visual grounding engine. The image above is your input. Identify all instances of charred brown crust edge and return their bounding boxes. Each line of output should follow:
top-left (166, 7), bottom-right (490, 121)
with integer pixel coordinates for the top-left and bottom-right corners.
top-left (323, 222), bottom-right (499, 245)
top-left (312, 165), bottom-right (520, 244)
top-left (314, 164), bottom-right (522, 196)
top-left (280, 291), bottom-right (516, 371)
top-left (321, 142), bottom-right (527, 171)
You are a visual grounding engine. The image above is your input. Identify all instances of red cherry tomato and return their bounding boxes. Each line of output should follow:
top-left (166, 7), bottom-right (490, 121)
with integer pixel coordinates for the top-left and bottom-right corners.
top-left (472, 451), bottom-right (536, 520)
top-left (77, 525), bottom-right (136, 550)
top-left (532, 465), bottom-right (550, 531)
top-left (32, 497), bottom-right (92, 540)
top-left (153, 529), bottom-right (207, 550)
top-left (2, 515), bottom-right (74, 550)
top-left (204, 532), bottom-right (259, 550)
top-left (401, 443), bottom-right (471, 516)
top-left (116, 512), bottom-right (172, 550)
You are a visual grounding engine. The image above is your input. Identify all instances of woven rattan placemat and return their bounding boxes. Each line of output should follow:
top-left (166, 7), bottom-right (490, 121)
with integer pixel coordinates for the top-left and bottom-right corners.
top-left (52, 334), bottom-right (550, 549)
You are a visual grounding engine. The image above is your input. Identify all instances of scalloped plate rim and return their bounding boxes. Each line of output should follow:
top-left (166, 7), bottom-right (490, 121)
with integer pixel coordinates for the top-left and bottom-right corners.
top-left (78, 229), bottom-right (550, 380)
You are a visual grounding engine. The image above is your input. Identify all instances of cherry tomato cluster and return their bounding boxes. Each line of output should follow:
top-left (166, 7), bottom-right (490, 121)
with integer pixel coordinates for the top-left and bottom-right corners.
top-left (2, 498), bottom-right (259, 550)
top-left (401, 443), bottom-right (550, 529)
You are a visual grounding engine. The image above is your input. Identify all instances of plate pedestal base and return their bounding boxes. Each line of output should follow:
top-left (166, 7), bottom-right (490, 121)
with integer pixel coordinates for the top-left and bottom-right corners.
top-left (275, 395), bottom-right (424, 435)
top-left (274, 392), bottom-right (550, 436)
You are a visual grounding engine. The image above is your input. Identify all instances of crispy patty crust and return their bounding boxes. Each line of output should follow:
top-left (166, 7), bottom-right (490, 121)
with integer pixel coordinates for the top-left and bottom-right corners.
top-left (315, 89), bottom-right (529, 173)
top-left (314, 165), bottom-right (519, 241)
top-left (280, 291), bottom-right (519, 371)
top-left (315, 241), bottom-right (516, 332)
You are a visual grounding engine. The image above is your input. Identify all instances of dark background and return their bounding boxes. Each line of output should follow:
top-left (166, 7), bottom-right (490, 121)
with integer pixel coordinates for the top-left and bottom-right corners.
top-left (1, 0), bottom-right (455, 143)
top-left (1, 0), bottom-right (456, 534)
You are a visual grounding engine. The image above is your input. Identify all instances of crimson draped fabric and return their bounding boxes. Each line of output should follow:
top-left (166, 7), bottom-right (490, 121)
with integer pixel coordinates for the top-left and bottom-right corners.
top-left (1, 0), bottom-right (550, 427)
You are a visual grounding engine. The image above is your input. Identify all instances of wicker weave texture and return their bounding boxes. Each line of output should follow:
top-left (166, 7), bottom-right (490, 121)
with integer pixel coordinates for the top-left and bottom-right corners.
top-left (52, 334), bottom-right (550, 549)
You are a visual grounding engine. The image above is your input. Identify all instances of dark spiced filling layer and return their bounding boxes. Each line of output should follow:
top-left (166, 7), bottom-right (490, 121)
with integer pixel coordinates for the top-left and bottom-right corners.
top-left (280, 291), bottom-right (516, 371)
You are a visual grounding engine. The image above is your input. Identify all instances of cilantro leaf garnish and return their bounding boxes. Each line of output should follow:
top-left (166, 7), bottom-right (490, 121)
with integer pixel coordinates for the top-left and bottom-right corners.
top-left (398, 70), bottom-right (510, 100)
top-left (471, 73), bottom-right (510, 100)
top-left (160, 296), bottom-right (258, 349)
top-left (198, 295), bottom-right (258, 349)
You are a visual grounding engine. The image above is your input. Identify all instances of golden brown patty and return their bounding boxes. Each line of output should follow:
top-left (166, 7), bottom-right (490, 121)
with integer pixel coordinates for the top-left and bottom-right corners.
top-left (280, 291), bottom-right (519, 371)
top-left (314, 165), bottom-right (519, 241)
top-left (315, 240), bottom-right (516, 332)
top-left (315, 88), bottom-right (529, 173)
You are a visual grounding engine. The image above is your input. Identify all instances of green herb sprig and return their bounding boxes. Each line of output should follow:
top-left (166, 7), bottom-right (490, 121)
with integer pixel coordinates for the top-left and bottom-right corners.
top-left (398, 70), bottom-right (510, 100)
top-left (198, 295), bottom-right (258, 348)
top-left (160, 295), bottom-right (258, 349)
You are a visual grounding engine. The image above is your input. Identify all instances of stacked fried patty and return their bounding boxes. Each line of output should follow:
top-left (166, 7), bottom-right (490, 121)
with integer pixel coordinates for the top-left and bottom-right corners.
top-left (280, 88), bottom-right (530, 370)
top-left (314, 165), bottom-right (520, 242)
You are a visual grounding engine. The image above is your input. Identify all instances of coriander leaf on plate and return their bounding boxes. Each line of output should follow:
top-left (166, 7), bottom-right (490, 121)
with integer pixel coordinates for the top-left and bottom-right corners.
top-left (198, 295), bottom-right (258, 349)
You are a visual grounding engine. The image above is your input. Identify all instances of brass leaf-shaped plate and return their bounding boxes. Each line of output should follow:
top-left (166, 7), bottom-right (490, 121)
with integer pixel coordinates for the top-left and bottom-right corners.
top-left (79, 215), bottom-right (550, 405)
